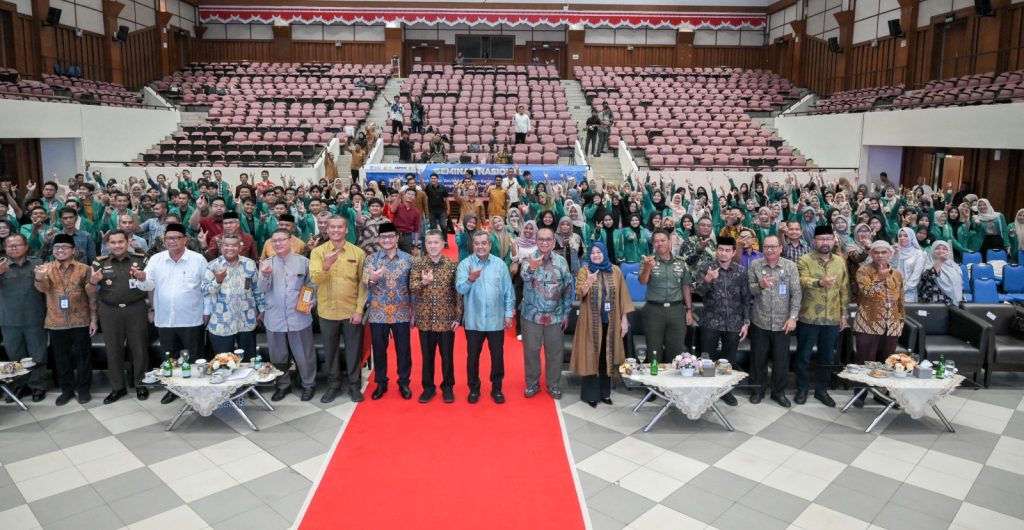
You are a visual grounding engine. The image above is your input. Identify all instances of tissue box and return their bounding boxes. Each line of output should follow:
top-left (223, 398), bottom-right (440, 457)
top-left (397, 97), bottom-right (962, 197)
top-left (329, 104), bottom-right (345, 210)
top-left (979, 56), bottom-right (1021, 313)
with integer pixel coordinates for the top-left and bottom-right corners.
top-left (913, 366), bottom-right (933, 379)
top-left (701, 363), bottom-right (716, 377)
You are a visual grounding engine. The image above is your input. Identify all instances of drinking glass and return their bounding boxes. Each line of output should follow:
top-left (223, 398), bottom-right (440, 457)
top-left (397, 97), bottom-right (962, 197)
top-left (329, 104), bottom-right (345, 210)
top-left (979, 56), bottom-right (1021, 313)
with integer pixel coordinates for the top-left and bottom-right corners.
top-left (945, 360), bottom-right (956, 376)
top-left (636, 349), bottom-right (647, 364)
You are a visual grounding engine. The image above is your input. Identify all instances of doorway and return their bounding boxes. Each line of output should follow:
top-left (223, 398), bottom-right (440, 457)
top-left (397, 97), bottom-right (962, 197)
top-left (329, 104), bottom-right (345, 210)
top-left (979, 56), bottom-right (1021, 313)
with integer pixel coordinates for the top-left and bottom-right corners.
top-left (935, 152), bottom-right (965, 192)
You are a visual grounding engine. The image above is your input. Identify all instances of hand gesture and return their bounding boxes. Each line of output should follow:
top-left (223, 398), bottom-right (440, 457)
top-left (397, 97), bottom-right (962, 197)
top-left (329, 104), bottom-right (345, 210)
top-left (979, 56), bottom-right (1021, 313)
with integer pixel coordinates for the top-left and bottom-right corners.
top-left (585, 270), bottom-right (598, 291)
top-left (421, 269), bottom-right (434, 286)
top-left (704, 266), bottom-right (719, 283)
top-left (370, 266), bottom-right (385, 282)
top-left (641, 254), bottom-right (655, 271)
top-left (90, 266), bottom-right (103, 285)
top-left (26, 181), bottom-right (36, 192)
top-left (33, 263), bottom-right (49, 281)
top-left (468, 267), bottom-right (482, 282)
top-left (504, 317), bottom-right (513, 329)
top-left (260, 259), bottom-right (273, 276)
top-left (820, 274), bottom-right (836, 288)
top-left (196, 195), bottom-right (207, 209)
top-left (528, 254), bottom-right (543, 271)
top-left (782, 317), bottom-right (797, 334)
top-left (322, 249), bottom-right (340, 270)
top-left (214, 266), bottom-right (228, 284)
top-left (129, 264), bottom-right (145, 281)
top-left (758, 270), bottom-right (773, 289)
top-left (198, 229), bottom-right (208, 248)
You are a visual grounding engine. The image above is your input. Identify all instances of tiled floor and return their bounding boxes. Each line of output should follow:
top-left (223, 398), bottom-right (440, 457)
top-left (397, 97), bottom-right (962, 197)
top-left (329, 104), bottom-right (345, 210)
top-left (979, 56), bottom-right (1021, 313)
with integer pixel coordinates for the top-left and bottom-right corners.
top-left (3, 371), bottom-right (1024, 530)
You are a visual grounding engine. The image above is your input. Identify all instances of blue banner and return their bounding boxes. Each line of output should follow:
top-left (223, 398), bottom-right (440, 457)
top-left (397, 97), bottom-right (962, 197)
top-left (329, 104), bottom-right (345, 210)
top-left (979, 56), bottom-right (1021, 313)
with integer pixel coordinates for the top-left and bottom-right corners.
top-left (363, 163), bottom-right (587, 190)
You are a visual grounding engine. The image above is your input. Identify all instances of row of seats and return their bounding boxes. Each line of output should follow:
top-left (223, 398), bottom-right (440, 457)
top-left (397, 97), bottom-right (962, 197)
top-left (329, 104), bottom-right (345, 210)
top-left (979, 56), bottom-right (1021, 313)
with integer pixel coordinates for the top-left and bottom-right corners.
top-left (812, 85), bottom-right (904, 114)
top-left (816, 70), bottom-right (1024, 113)
top-left (0, 70), bottom-right (141, 107)
top-left (141, 62), bottom-right (390, 165)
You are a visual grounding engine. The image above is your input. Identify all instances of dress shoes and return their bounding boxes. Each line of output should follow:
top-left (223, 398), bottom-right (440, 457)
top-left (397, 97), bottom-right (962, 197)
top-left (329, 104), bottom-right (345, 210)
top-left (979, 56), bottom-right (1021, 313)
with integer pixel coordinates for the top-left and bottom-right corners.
top-left (852, 395), bottom-right (865, 408)
top-left (77, 391), bottom-right (91, 404)
top-left (467, 391), bottom-right (480, 404)
top-left (399, 384), bottom-right (412, 400)
top-left (814, 391), bottom-right (836, 408)
top-left (524, 386), bottom-right (540, 398)
top-left (271, 387), bottom-right (291, 402)
top-left (320, 387), bottom-right (340, 404)
top-left (300, 387), bottom-right (315, 401)
top-left (160, 391), bottom-right (178, 404)
top-left (55, 392), bottom-right (74, 406)
top-left (372, 385), bottom-right (388, 400)
top-left (720, 392), bottom-right (738, 407)
top-left (750, 393), bottom-right (764, 405)
top-left (32, 389), bottom-right (47, 402)
top-left (771, 394), bottom-right (792, 408)
top-left (586, 401), bottom-right (598, 408)
top-left (600, 397), bottom-right (613, 405)
top-left (349, 388), bottom-right (365, 403)
top-left (418, 389), bottom-right (436, 403)
top-left (442, 388), bottom-right (455, 403)
top-left (492, 391), bottom-right (506, 404)
top-left (548, 387), bottom-right (562, 400)
top-left (794, 390), bottom-right (808, 405)
top-left (103, 389), bottom-right (127, 405)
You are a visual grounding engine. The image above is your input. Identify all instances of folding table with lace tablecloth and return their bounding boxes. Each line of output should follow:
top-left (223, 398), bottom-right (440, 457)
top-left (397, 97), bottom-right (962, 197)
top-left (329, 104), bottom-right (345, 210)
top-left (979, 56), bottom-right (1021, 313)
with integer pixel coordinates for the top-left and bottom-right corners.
top-left (838, 369), bottom-right (964, 433)
top-left (0, 369), bottom-right (31, 411)
top-left (625, 370), bottom-right (748, 432)
top-left (152, 366), bottom-right (283, 432)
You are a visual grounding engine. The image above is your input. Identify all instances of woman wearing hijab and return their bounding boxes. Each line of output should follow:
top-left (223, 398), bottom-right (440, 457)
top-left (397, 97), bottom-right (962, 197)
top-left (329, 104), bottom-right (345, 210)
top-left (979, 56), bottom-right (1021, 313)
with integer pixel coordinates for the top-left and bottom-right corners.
top-left (1010, 209), bottom-right (1024, 263)
top-left (868, 216), bottom-right (891, 243)
top-left (846, 223), bottom-right (874, 296)
top-left (489, 215), bottom-right (515, 265)
top-left (570, 242), bottom-right (634, 408)
top-left (668, 193), bottom-right (687, 220)
top-left (0, 219), bottom-right (12, 256)
top-left (919, 240), bottom-right (964, 305)
top-left (594, 214), bottom-right (619, 263)
top-left (537, 210), bottom-right (558, 232)
top-left (915, 225), bottom-right (935, 252)
top-left (832, 216), bottom-right (853, 249)
top-left (931, 211), bottom-right (955, 245)
top-left (614, 213), bottom-right (650, 264)
top-left (566, 203), bottom-right (591, 243)
top-left (506, 208), bottom-right (524, 237)
top-left (455, 215), bottom-right (480, 262)
top-left (976, 198), bottom-right (1010, 258)
top-left (894, 226), bottom-right (926, 303)
top-left (555, 216), bottom-right (583, 274)
top-left (510, 220), bottom-right (539, 339)
top-left (799, 206), bottom-right (819, 244)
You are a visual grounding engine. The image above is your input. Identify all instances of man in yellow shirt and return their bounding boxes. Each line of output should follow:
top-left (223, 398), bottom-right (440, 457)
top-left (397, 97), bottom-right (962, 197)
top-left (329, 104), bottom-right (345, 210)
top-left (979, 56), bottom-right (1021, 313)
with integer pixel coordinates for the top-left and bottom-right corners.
top-left (261, 214), bottom-right (305, 258)
top-left (486, 176), bottom-right (508, 218)
top-left (310, 215), bottom-right (369, 403)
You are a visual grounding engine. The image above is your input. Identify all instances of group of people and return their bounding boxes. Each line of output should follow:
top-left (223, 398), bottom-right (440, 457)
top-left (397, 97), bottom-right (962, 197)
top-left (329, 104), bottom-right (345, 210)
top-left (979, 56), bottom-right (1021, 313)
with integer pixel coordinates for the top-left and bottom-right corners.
top-left (0, 167), bottom-right (1012, 411)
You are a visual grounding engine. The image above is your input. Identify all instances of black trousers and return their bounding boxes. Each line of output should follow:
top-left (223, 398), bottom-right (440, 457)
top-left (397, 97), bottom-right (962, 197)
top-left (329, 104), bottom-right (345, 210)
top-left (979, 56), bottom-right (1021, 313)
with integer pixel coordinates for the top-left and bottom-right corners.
top-left (699, 327), bottom-right (741, 365)
top-left (391, 119), bottom-right (404, 134)
top-left (749, 325), bottom-right (790, 398)
top-left (157, 325), bottom-right (205, 360)
top-left (320, 317), bottom-right (364, 389)
top-left (428, 211), bottom-right (447, 242)
top-left (514, 132), bottom-right (527, 145)
top-left (419, 329), bottom-right (455, 391)
top-left (371, 322), bottom-right (412, 386)
top-left (584, 132), bottom-right (598, 155)
top-left (50, 327), bottom-right (92, 395)
top-left (466, 329), bottom-right (504, 393)
top-left (580, 324), bottom-right (611, 402)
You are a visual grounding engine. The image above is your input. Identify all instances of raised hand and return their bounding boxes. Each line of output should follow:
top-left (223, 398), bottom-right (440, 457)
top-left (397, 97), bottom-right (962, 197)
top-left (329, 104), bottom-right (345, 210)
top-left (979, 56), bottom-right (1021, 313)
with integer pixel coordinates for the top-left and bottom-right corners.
top-left (129, 264), bottom-right (145, 281)
top-left (322, 249), bottom-right (340, 270)
top-left (758, 270), bottom-right (773, 289)
top-left (198, 229), bottom-right (208, 248)
top-left (260, 259), bottom-right (273, 276)
top-left (90, 266), bottom-right (103, 285)
top-left (641, 254), bottom-right (655, 271)
top-left (0, 258), bottom-right (8, 276)
top-left (213, 265), bottom-right (228, 284)
top-left (370, 266), bottom-right (385, 282)
top-left (33, 263), bottom-right (49, 281)
top-left (421, 269), bottom-right (434, 286)
top-left (468, 267), bottom-right (482, 282)
top-left (528, 254), bottom-right (543, 271)
top-left (704, 266), bottom-right (720, 283)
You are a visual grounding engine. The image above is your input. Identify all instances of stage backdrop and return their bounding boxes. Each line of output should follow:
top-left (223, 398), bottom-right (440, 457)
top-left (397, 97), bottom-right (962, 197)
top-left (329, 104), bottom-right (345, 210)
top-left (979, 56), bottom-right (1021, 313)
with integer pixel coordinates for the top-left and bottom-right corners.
top-left (364, 163), bottom-right (588, 188)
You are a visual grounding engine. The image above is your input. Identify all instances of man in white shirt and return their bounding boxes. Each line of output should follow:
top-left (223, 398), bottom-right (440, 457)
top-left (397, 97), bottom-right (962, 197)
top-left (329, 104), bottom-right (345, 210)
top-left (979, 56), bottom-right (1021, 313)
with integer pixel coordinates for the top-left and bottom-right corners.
top-left (513, 106), bottom-right (531, 145)
top-left (503, 167), bottom-right (521, 208)
top-left (134, 223), bottom-right (207, 404)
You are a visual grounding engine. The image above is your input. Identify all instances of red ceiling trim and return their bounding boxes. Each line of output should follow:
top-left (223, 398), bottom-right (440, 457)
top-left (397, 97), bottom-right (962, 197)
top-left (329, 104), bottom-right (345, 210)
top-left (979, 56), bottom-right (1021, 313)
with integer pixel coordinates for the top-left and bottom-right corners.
top-left (198, 6), bottom-right (767, 30)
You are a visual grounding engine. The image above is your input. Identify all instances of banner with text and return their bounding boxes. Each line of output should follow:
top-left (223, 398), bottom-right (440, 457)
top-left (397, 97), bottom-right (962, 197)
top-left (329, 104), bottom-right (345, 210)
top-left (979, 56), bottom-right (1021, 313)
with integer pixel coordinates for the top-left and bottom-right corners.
top-left (364, 163), bottom-right (588, 189)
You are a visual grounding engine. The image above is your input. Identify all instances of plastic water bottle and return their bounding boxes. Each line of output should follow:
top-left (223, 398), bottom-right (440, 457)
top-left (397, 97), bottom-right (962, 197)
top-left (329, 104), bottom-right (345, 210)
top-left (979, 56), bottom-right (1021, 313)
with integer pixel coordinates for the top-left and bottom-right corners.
top-left (253, 352), bottom-right (263, 371)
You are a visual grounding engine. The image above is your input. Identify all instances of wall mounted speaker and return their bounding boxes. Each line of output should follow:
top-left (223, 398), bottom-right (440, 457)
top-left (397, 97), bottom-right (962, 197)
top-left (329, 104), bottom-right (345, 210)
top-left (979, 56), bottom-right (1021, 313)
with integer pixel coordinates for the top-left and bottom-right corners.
top-left (974, 0), bottom-right (994, 16)
top-left (887, 19), bottom-right (903, 37)
top-left (44, 7), bottom-right (61, 26)
top-left (827, 36), bottom-right (842, 53)
top-left (114, 25), bottom-right (129, 42)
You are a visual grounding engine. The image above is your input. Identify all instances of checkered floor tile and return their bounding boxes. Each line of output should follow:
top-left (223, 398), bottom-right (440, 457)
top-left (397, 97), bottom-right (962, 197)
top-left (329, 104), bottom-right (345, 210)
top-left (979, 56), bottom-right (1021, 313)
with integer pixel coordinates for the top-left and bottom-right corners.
top-left (3, 372), bottom-right (1024, 529)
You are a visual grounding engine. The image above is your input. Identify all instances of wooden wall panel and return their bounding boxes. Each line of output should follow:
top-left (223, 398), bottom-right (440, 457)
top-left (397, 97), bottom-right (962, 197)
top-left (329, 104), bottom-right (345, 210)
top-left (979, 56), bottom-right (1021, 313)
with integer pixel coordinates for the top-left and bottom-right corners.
top-left (800, 36), bottom-right (839, 95)
top-left (168, 28), bottom-right (194, 72)
top-left (121, 27), bottom-right (161, 90)
top-left (902, 146), bottom-right (1024, 214)
top-left (1007, 4), bottom-right (1024, 72)
top-left (846, 36), bottom-right (901, 89)
top-left (693, 46), bottom-right (768, 69)
top-left (0, 139), bottom-right (41, 191)
top-left (290, 42), bottom-right (386, 64)
top-left (192, 39), bottom-right (273, 62)
top-left (579, 45), bottom-right (677, 67)
top-left (13, 15), bottom-right (38, 78)
top-left (52, 26), bottom-right (107, 81)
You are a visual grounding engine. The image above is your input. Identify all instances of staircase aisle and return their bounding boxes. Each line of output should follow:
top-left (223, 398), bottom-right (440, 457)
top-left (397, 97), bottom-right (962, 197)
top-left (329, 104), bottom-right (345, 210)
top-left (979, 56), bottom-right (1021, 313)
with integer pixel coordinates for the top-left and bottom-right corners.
top-left (561, 79), bottom-right (624, 183)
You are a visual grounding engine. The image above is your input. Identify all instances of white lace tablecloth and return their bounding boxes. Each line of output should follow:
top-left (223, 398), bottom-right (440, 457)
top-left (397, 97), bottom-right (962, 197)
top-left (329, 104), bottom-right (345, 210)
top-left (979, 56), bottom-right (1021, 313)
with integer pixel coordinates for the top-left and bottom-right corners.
top-left (626, 370), bottom-right (748, 420)
top-left (156, 366), bottom-right (278, 416)
top-left (0, 369), bottom-right (30, 383)
top-left (838, 370), bottom-right (964, 419)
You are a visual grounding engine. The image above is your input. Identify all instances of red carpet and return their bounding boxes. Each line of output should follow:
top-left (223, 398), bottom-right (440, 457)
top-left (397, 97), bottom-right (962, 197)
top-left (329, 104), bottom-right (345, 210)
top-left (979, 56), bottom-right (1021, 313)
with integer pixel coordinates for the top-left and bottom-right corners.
top-left (299, 239), bottom-right (586, 530)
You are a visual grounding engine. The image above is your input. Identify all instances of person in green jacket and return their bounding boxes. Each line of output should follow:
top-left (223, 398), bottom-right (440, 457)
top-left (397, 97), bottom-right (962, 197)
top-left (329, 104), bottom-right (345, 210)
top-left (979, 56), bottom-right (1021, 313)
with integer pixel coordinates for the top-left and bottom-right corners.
top-left (1009, 208), bottom-right (1024, 263)
top-left (454, 214), bottom-right (480, 262)
top-left (976, 198), bottom-right (1011, 258)
top-left (930, 210), bottom-right (956, 246)
top-left (592, 213), bottom-right (618, 262)
top-left (614, 214), bottom-right (650, 264)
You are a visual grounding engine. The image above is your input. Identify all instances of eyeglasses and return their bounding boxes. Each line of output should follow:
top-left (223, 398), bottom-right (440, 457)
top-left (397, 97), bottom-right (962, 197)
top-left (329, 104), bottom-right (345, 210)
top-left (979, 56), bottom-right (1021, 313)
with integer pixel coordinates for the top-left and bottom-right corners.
top-left (164, 236), bottom-right (184, 241)
top-left (762, 244), bottom-right (781, 249)
top-left (52, 245), bottom-right (74, 251)
top-left (536, 237), bottom-right (554, 242)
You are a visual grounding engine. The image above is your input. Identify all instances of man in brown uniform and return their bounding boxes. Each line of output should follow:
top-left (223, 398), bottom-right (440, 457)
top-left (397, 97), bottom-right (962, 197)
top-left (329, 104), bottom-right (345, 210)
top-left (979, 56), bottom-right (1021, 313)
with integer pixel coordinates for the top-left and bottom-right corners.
top-left (91, 229), bottom-right (151, 403)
